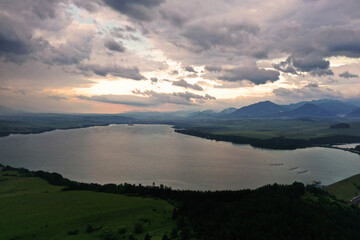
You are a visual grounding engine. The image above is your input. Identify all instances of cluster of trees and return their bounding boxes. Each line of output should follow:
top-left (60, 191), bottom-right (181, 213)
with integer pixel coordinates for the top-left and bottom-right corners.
top-left (7, 166), bottom-right (360, 240)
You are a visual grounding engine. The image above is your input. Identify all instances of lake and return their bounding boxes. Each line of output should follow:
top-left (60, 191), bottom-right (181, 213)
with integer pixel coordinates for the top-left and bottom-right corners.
top-left (0, 124), bottom-right (359, 190)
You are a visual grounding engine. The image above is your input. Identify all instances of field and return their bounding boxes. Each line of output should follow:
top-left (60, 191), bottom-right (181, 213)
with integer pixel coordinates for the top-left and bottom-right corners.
top-left (325, 174), bottom-right (360, 201)
top-left (175, 119), bottom-right (360, 140)
top-left (0, 170), bottom-right (176, 240)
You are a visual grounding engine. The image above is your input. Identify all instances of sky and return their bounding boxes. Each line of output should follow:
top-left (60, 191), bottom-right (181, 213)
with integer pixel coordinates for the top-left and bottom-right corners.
top-left (0, 0), bottom-right (360, 113)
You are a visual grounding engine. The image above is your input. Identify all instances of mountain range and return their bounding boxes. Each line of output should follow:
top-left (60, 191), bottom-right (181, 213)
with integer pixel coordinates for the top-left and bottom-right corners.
top-left (187, 99), bottom-right (360, 119)
top-left (1, 99), bottom-right (360, 119)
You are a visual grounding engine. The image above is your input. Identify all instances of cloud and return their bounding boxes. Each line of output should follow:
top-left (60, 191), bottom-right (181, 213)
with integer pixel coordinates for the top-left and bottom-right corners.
top-left (273, 86), bottom-right (342, 101)
top-left (273, 54), bottom-right (332, 76)
top-left (160, 9), bottom-right (188, 27)
top-left (181, 21), bottom-right (260, 52)
top-left (79, 64), bottom-right (145, 80)
top-left (79, 90), bottom-right (215, 107)
top-left (172, 79), bottom-right (203, 91)
top-left (0, 0), bottom-right (71, 62)
top-left (184, 65), bottom-right (196, 73)
top-left (205, 65), bottom-right (222, 72)
top-left (339, 71), bottom-right (358, 78)
top-left (132, 89), bottom-right (215, 105)
top-left (150, 77), bottom-right (158, 83)
top-left (169, 70), bottom-right (179, 75)
top-left (103, 0), bottom-right (165, 21)
top-left (78, 94), bottom-right (155, 106)
top-left (219, 66), bottom-right (280, 85)
top-left (104, 38), bottom-right (126, 52)
top-left (310, 69), bottom-right (334, 76)
top-left (110, 27), bottom-right (140, 41)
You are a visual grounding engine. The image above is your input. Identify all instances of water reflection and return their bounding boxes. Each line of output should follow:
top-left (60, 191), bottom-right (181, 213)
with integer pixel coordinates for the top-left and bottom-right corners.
top-left (0, 124), bottom-right (359, 190)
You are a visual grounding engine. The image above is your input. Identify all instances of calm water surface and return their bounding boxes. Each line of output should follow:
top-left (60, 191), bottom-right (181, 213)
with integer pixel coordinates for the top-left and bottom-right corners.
top-left (0, 124), bottom-right (359, 190)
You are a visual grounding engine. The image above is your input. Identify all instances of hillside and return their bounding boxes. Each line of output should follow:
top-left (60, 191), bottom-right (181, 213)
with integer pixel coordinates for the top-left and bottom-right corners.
top-left (326, 174), bottom-right (360, 201)
top-left (0, 170), bottom-right (175, 240)
top-left (347, 108), bottom-right (360, 118)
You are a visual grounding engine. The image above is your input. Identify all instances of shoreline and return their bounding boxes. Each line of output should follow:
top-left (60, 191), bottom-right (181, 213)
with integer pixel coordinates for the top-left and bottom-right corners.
top-left (175, 128), bottom-right (360, 151)
top-left (1, 122), bottom-right (360, 153)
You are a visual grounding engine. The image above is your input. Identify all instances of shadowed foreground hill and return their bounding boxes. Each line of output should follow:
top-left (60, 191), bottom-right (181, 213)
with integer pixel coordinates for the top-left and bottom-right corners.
top-left (1, 166), bottom-right (360, 240)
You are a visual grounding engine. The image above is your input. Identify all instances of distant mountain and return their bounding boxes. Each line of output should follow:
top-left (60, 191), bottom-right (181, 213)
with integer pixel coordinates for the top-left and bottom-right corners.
top-left (283, 101), bottom-right (308, 110)
top-left (227, 101), bottom-right (285, 118)
top-left (346, 108), bottom-right (360, 118)
top-left (278, 103), bottom-right (336, 118)
top-left (314, 100), bottom-right (357, 116)
top-left (0, 105), bottom-right (22, 115)
top-left (120, 111), bottom-right (192, 120)
top-left (186, 110), bottom-right (218, 119)
top-left (218, 107), bottom-right (237, 115)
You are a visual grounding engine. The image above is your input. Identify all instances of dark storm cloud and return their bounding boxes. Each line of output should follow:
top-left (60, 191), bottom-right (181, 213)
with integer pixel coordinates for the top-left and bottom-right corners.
top-left (172, 79), bottom-right (203, 91)
top-left (181, 21), bottom-right (260, 52)
top-left (292, 55), bottom-right (330, 72)
top-left (160, 9), bottom-right (188, 27)
top-left (0, 13), bottom-right (46, 62)
top-left (316, 28), bottom-right (360, 58)
top-left (104, 39), bottom-right (126, 52)
top-left (219, 66), bottom-right (280, 85)
top-left (79, 64), bottom-right (145, 80)
top-left (339, 71), bottom-right (359, 78)
top-left (103, 0), bottom-right (165, 21)
top-left (274, 55), bottom-right (332, 76)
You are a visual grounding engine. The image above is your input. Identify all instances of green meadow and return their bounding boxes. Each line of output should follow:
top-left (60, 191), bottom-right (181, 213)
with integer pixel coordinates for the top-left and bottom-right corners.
top-left (326, 174), bottom-right (360, 201)
top-left (0, 170), bottom-right (176, 240)
top-left (176, 119), bottom-right (360, 140)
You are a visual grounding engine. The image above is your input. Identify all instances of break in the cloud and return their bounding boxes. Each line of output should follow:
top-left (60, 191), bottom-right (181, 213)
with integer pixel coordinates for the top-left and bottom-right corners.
top-left (1, 0), bottom-right (360, 112)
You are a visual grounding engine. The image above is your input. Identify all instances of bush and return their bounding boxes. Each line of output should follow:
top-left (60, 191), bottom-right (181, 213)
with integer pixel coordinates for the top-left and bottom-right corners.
top-left (100, 228), bottom-right (117, 240)
top-left (144, 233), bottom-right (151, 240)
top-left (118, 227), bottom-right (127, 234)
top-left (67, 229), bottom-right (79, 235)
top-left (134, 223), bottom-right (144, 234)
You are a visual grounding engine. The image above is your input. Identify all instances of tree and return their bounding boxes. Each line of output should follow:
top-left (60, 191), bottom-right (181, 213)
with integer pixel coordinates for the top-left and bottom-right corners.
top-left (162, 233), bottom-right (170, 240)
top-left (144, 233), bottom-right (151, 240)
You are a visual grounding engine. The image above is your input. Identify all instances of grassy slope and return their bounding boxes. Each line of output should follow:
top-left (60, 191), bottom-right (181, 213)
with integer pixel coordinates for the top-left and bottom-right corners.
top-left (325, 174), bottom-right (360, 201)
top-left (0, 171), bottom-right (175, 240)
